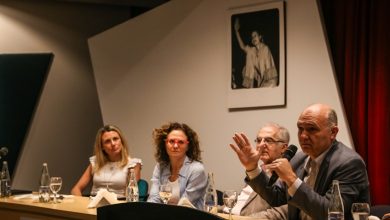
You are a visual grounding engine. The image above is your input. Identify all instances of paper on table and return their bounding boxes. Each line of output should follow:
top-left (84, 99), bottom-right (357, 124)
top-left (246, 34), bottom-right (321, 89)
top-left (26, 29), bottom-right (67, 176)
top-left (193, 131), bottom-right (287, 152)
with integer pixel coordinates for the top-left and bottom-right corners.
top-left (12, 194), bottom-right (38, 201)
top-left (87, 188), bottom-right (119, 208)
top-left (177, 197), bottom-right (196, 209)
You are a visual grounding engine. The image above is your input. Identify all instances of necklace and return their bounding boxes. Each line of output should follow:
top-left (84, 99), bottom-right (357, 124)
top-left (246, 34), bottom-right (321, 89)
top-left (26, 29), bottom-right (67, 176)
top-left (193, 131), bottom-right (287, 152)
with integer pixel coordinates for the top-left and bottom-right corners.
top-left (103, 162), bottom-right (117, 190)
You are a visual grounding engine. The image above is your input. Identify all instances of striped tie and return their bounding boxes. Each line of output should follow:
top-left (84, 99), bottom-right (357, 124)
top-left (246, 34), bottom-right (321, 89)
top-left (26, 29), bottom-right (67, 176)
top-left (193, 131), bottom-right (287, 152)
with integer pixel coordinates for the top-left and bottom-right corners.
top-left (300, 160), bottom-right (318, 220)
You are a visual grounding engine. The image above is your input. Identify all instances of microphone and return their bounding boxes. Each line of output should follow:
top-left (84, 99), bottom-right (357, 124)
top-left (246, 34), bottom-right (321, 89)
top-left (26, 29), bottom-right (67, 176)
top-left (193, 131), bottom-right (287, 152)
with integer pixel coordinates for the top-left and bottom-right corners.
top-left (0, 147), bottom-right (9, 159)
top-left (267, 145), bottom-right (298, 187)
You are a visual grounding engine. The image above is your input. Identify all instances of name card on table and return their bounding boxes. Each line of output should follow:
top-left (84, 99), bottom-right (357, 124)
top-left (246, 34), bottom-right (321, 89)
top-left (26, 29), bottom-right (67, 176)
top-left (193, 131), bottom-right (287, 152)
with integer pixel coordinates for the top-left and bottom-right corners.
top-left (87, 189), bottom-right (119, 208)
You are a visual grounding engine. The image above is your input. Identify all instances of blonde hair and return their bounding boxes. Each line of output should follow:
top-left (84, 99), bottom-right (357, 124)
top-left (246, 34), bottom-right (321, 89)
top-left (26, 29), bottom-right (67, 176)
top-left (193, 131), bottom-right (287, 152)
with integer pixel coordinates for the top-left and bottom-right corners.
top-left (93, 125), bottom-right (130, 173)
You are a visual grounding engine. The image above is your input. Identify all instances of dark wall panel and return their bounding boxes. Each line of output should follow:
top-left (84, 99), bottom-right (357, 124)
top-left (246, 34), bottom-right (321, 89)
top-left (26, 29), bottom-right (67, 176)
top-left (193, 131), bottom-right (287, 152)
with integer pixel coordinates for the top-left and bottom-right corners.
top-left (0, 53), bottom-right (53, 177)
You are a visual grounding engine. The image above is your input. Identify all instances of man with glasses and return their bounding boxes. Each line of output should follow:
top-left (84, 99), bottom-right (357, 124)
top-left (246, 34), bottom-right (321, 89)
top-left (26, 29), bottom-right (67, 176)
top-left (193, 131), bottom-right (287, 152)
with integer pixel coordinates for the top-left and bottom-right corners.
top-left (222, 122), bottom-right (289, 219)
top-left (229, 103), bottom-right (370, 220)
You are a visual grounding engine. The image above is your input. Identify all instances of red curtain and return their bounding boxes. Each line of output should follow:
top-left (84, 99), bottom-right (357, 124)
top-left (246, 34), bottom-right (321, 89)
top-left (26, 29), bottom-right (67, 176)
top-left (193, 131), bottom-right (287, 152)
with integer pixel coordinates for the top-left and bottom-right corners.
top-left (320, 0), bottom-right (390, 205)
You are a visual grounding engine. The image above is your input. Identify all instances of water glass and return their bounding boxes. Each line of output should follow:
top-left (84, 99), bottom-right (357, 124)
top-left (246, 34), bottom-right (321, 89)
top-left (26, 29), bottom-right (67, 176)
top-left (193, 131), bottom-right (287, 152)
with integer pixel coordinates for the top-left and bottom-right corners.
top-left (223, 190), bottom-right (238, 220)
top-left (351, 203), bottom-right (370, 220)
top-left (159, 184), bottom-right (172, 204)
top-left (50, 177), bottom-right (62, 203)
top-left (38, 185), bottom-right (51, 203)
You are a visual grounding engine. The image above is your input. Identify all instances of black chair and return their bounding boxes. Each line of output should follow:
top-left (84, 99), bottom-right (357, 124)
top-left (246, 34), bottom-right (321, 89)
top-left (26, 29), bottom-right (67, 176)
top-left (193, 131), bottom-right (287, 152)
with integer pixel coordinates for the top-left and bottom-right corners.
top-left (371, 205), bottom-right (390, 219)
top-left (97, 202), bottom-right (225, 220)
top-left (138, 179), bottom-right (149, 202)
top-left (216, 190), bottom-right (224, 206)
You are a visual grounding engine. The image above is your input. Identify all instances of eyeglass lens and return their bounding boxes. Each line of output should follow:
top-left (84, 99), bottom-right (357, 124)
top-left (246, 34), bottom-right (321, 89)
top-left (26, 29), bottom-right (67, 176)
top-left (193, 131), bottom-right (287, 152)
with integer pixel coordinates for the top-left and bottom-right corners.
top-left (254, 137), bottom-right (281, 144)
top-left (167, 139), bottom-right (188, 145)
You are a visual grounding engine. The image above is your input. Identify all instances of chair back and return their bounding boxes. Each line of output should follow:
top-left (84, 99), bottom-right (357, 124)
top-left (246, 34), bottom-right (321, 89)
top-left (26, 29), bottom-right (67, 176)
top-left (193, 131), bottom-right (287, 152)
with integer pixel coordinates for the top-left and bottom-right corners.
top-left (137, 179), bottom-right (149, 201)
top-left (216, 190), bottom-right (224, 206)
top-left (97, 202), bottom-right (224, 220)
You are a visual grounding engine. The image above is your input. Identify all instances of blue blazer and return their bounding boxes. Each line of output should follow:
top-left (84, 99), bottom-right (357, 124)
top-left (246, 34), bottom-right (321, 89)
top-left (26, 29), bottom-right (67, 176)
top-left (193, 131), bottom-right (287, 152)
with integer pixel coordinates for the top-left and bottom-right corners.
top-left (147, 156), bottom-right (207, 210)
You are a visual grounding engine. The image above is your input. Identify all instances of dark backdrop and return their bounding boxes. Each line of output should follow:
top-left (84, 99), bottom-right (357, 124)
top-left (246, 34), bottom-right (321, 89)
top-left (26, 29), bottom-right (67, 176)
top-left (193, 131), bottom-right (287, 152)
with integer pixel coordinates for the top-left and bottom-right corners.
top-left (0, 53), bottom-right (53, 178)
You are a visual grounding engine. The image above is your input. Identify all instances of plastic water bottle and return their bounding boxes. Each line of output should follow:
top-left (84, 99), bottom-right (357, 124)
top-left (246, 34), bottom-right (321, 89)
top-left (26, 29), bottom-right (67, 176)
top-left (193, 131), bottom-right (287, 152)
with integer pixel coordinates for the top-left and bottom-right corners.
top-left (39, 163), bottom-right (51, 203)
top-left (204, 172), bottom-right (218, 213)
top-left (126, 169), bottom-right (139, 202)
top-left (0, 161), bottom-right (12, 197)
top-left (328, 180), bottom-right (344, 220)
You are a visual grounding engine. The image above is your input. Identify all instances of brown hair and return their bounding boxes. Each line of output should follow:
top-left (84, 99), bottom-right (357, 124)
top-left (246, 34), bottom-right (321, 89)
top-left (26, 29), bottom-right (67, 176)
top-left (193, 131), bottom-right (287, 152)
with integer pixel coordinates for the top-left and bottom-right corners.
top-left (152, 122), bottom-right (202, 165)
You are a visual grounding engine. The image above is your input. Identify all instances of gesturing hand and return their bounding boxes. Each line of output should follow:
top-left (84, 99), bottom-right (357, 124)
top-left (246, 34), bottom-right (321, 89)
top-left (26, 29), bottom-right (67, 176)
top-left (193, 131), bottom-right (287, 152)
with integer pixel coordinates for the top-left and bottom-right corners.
top-left (229, 133), bottom-right (261, 171)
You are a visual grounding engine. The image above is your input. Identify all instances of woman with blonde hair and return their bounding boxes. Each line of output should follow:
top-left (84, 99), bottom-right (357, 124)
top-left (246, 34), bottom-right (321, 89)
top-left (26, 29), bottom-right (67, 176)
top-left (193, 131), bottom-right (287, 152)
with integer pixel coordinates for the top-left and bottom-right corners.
top-left (71, 125), bottom-right (142, 199)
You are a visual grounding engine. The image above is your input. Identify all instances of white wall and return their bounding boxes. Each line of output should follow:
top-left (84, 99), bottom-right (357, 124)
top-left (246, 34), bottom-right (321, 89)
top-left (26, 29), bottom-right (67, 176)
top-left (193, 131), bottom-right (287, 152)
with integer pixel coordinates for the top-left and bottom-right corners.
top-left (0, 1), bottom-right (132, 193)
top-left (89, 0), bottom-right (353, 192)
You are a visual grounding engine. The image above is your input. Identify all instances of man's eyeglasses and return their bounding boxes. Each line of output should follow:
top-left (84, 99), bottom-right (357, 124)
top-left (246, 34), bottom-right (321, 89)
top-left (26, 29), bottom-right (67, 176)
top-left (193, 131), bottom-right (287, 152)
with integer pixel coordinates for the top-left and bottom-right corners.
top-left (254, 137), bottom-right (285, 145)
top-left (166, 139), bottom-right (189, 146)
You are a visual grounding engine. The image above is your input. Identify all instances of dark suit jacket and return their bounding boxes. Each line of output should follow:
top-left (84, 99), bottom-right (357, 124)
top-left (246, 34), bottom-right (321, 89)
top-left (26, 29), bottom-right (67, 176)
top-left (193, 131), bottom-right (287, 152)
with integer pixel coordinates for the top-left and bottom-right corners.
top-left (246, 140), bottom-right (370, 220)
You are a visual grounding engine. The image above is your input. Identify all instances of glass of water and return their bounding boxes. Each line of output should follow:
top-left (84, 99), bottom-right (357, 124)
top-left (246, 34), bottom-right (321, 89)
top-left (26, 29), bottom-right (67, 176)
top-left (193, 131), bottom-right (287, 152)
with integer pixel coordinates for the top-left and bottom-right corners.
top-left (223, 190), bottom-right (238, 220)
top-left (351, 203), bottom-right (370, 220)
top-left (159, 184), bottom-right (172, 204)
top-left (49, 177), bottom-right (62, 203)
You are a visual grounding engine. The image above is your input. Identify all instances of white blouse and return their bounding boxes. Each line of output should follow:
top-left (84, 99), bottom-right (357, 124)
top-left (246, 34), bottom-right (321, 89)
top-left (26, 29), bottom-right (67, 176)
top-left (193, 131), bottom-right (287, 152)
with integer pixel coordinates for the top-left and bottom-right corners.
top-left (167, 178), bottom-right (180, 205)
top-left (90, 156), bottom-right (142, 198)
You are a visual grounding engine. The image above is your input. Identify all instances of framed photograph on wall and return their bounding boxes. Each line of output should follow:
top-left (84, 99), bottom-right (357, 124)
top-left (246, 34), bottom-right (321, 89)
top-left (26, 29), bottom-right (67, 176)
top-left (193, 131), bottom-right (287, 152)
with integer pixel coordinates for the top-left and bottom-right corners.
top-left (227, 1), bottom-right (285, 109)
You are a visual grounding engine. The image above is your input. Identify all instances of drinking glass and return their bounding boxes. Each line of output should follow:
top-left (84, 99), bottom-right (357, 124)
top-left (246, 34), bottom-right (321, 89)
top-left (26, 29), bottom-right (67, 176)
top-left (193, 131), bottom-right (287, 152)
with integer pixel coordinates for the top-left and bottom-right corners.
top-left (159, 184), bottom-right (172, 204)
top-left (50, 177), bottom-right (62, 204)
top-left (223, 190), bottom-right (238, 220)
top-left (351, 203), bottom-right (370, 220)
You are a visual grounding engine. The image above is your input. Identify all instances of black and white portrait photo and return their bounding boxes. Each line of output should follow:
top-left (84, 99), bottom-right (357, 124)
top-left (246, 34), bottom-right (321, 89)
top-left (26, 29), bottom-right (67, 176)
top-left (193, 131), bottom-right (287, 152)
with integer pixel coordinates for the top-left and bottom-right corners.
top-left (231, 8), bottom-right (280, 89)
top-left (227, 1), bottom-right (285, 109)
